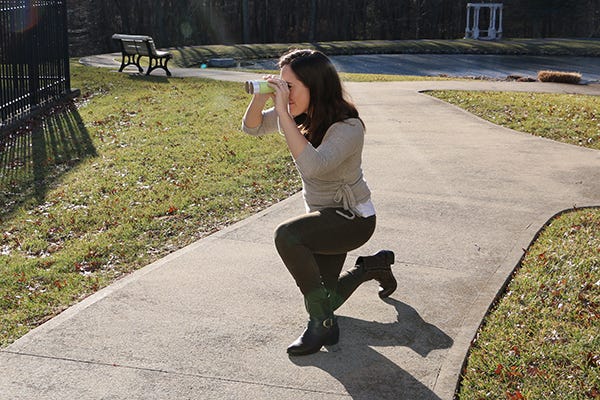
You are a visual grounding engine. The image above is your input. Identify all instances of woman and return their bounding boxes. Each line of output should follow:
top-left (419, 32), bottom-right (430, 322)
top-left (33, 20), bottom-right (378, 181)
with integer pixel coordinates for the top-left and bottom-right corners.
top-left (242, 49), bottom-right (396, 356)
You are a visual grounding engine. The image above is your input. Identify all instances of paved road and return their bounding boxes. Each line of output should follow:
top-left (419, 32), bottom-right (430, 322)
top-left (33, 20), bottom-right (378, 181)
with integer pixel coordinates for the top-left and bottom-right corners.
top-left (247, 54), bottom-right (600, 83)
top-left (1, 57), bottom-right (599, 399)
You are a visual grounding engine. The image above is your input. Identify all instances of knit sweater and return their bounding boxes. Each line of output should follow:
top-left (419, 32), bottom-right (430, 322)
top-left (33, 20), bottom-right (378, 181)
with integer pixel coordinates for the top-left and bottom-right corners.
top-left (242, 108), bottom-right (372, 214)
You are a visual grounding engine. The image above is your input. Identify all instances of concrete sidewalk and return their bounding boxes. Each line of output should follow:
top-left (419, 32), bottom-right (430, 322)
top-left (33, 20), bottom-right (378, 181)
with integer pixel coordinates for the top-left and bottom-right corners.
top-left (1, 56), bottom-right (599, 399)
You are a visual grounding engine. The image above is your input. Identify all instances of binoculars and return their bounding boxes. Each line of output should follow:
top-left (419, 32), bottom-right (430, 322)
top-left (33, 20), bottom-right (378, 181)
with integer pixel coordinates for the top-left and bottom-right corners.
top-left (244, 80), bottom-right (275, 95)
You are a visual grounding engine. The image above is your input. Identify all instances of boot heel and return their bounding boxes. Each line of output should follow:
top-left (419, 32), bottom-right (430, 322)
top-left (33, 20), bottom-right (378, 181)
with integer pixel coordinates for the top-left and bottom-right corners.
top-left (370, 250), bottom-right (396, 299)
top-left (379, 250), bottom-right (395, 265)
top-left (378, 276), bottom-right (397, 298)
top-left (324, 322), bottom-right (339, 346)
top-left (325, 343), bottom-right (340, 352)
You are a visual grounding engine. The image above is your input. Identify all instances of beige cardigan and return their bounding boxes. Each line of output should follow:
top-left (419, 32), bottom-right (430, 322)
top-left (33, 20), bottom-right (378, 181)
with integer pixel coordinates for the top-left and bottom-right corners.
top-left (242, 108), bottom-right (372, 214)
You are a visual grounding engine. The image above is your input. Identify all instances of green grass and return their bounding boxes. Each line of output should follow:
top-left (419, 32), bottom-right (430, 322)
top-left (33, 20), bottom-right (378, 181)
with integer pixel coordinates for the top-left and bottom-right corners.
top-left (0, 62), bottom-right (300, 346)
top-left (425, 90), bottom-right (600, 399)
top-left (171, 38), bottom-right (600, 68)
top-left (458, 208), bottom-right (600, 399)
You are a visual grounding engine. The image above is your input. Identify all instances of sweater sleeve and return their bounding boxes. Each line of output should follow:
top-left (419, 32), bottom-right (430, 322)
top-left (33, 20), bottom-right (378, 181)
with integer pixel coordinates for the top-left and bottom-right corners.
top-left (294, 119), bottom-right (363, 179)
top-left (241, 107), bottom-right (279, 136)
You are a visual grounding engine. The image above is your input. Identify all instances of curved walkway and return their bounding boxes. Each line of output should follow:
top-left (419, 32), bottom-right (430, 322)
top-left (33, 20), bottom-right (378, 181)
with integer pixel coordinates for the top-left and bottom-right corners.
top-left (1, 55), bottom-right (599, 400)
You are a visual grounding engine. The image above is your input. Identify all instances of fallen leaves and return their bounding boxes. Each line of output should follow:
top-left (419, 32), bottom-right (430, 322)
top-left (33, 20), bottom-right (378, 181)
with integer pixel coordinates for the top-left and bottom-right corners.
top-left (526, 365), bottom-right (546, 377)
top-left (506, 390), bottom-right (525, 400)
top-left (494, 363), bottom-right (504, 375)
top-left (166, 205), bottom-right (178, 215)
top-left (587, 352), bottom-right (600, 368)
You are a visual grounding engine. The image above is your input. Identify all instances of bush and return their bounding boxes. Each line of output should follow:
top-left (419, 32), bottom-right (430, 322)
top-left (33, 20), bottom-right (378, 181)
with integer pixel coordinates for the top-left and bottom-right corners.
top-left (537, 70), bottom-right (582, 84)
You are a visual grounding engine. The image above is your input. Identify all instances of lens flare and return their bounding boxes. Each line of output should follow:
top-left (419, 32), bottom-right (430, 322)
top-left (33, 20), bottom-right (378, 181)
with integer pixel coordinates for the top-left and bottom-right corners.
top-left (10, 2), bottom-right (40, 34)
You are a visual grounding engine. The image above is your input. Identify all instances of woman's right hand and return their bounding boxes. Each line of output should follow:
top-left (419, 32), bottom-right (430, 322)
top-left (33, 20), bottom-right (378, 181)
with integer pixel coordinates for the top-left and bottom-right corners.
top-left (243, 77), bottom-right (275, 129)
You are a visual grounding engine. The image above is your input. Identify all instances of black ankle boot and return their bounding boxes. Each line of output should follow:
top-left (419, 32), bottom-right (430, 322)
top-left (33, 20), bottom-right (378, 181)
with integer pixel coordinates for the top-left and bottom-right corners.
top-left (287, 317), bottom-right (339, 356)
top-left (287, 287), bottom-right (338, 356)
top-left (356, 250), bottom-right (396, 298)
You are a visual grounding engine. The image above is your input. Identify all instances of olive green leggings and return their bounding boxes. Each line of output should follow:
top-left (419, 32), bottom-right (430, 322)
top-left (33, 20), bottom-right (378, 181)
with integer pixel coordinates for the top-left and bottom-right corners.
top-left (274, 208), bottom-right (376, 308)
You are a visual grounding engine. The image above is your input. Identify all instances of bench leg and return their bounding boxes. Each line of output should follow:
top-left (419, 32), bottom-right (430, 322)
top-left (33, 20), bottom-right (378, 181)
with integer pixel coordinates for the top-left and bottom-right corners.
top-left (146, 56), bottom-right (172, 76)
top-left (118, 53), bottom-right (144, 73)
top-left (118, 54), bottom-right (126, 72)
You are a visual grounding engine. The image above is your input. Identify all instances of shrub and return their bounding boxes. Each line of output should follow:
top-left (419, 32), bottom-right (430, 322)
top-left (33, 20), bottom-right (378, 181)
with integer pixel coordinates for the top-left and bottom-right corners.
top-left (537, 70), bottom-right (582, 84)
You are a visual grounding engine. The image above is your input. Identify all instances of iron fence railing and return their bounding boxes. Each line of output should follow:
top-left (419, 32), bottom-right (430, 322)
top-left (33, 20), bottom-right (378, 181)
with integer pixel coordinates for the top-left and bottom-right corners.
top-left (1, 0), bottom-right (72, 132)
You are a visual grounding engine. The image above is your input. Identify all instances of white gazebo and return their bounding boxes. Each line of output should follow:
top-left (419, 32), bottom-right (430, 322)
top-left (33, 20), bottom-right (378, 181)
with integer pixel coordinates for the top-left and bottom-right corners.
top-left (465, 3), bottom-right (503, 40)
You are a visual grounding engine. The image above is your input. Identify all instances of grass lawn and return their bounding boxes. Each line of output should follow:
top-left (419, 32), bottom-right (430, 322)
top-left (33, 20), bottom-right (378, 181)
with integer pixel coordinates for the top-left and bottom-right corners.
top-left (459, 208), bottom-right (600, 399)
top-left (427, 91), bottom-right (600, 399)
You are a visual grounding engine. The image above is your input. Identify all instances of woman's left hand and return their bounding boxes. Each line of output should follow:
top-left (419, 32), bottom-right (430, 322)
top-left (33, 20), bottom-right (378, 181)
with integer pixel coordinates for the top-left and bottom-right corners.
top-left (265, 76), bottom-right (307, 158)
top-left (266, 77), bottom-right (291, 118)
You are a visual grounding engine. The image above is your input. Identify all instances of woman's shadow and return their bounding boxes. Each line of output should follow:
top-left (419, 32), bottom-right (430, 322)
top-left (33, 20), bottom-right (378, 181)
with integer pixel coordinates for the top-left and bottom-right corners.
top-left (289, 298), bottom-right (453, 400)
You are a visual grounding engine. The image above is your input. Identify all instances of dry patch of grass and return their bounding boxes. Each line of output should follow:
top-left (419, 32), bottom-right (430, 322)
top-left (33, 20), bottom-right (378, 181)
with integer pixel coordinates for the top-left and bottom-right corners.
top-left (538, 70), bottom-right (582, 84)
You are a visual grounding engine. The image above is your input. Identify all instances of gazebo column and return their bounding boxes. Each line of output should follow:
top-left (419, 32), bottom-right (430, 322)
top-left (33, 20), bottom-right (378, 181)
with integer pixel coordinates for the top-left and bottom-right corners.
top-left (473, 5), bottom-right (480, 39)
top-left (488, 6), bottom-right (497, 39)
top-left (497, 5), bottom-right (504, 39)
top-left (465, 6), bottom-right (472, 38)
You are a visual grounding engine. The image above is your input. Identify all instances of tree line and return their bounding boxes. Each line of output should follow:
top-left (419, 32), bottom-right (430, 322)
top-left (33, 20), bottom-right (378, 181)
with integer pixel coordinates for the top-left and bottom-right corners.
top-left (68, 0), bottom-right (600, 56)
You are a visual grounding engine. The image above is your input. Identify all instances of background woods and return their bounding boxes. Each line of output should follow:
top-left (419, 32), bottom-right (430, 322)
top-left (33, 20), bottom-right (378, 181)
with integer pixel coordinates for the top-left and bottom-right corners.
top-left (67, 0), bottom-right (600, 56)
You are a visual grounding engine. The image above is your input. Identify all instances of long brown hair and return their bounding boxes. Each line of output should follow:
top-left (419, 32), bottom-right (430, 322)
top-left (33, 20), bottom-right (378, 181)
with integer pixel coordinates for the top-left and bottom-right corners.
top-left (278, 49), bottom-right (361, 147)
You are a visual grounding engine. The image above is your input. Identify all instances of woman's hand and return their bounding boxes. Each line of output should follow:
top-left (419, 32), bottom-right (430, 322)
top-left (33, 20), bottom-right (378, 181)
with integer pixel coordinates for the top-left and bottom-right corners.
top-left (263, 75), bottom-right (307, 158)
top-left (243, 75), bottom-right (277, 129)
top-left (266, 76), bottom-right (292, 119)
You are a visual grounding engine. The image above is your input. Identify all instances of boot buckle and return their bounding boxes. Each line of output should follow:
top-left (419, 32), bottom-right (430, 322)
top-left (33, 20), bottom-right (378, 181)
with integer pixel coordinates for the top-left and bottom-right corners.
top-left (322, 318), bottom-right (334, 328)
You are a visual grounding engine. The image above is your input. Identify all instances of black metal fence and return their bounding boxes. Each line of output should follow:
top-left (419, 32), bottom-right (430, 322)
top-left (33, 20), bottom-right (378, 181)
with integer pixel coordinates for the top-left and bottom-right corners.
top-left (0, 0), bottom-right (73, 132)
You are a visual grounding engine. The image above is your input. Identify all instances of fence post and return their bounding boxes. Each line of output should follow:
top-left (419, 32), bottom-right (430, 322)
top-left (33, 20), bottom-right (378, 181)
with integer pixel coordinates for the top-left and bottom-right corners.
top-left (1, 0), bottom-right (76, 134)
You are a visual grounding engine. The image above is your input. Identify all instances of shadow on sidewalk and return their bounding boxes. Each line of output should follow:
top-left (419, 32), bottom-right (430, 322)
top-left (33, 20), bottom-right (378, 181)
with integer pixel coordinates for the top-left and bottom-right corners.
top-left (290, 298), bottom-right (453, 399)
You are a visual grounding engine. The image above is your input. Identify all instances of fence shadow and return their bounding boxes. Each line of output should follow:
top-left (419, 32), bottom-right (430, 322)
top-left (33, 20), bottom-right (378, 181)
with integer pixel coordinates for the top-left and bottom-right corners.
top-left (290, 298), bottom-right (453, 400)
top-left (0, 101), bottom-right (97, 217)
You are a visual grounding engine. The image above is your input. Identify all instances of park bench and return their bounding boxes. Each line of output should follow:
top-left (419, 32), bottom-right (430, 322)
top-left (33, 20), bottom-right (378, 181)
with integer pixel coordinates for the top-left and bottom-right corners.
top-left (111, 34), bottom-right (172, 76)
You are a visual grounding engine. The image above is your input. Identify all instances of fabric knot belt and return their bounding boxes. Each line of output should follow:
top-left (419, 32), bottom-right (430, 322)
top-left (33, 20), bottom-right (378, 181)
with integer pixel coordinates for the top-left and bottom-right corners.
top-left (334, 184), bottom-right (357, 211)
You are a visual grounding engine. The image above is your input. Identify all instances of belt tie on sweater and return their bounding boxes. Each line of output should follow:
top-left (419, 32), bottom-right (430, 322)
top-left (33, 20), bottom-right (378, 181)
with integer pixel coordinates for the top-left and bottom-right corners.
top-left (334, 184), bottom-right (356, 220)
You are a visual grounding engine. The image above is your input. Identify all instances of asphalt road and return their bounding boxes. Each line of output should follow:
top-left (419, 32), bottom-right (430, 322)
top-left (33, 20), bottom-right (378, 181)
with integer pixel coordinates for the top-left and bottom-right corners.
top-left (246, 54), bottom-right (600, 83)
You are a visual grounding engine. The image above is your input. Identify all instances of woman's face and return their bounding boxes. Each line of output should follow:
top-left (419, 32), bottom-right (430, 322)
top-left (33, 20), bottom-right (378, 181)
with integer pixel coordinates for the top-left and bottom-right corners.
top-left (281, 65), bottom-right (310, 117)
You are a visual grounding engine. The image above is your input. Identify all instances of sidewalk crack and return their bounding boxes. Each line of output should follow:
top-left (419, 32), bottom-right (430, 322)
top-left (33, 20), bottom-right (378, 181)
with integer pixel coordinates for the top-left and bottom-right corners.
top-left (1, 350), bottom-right (350, 397)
